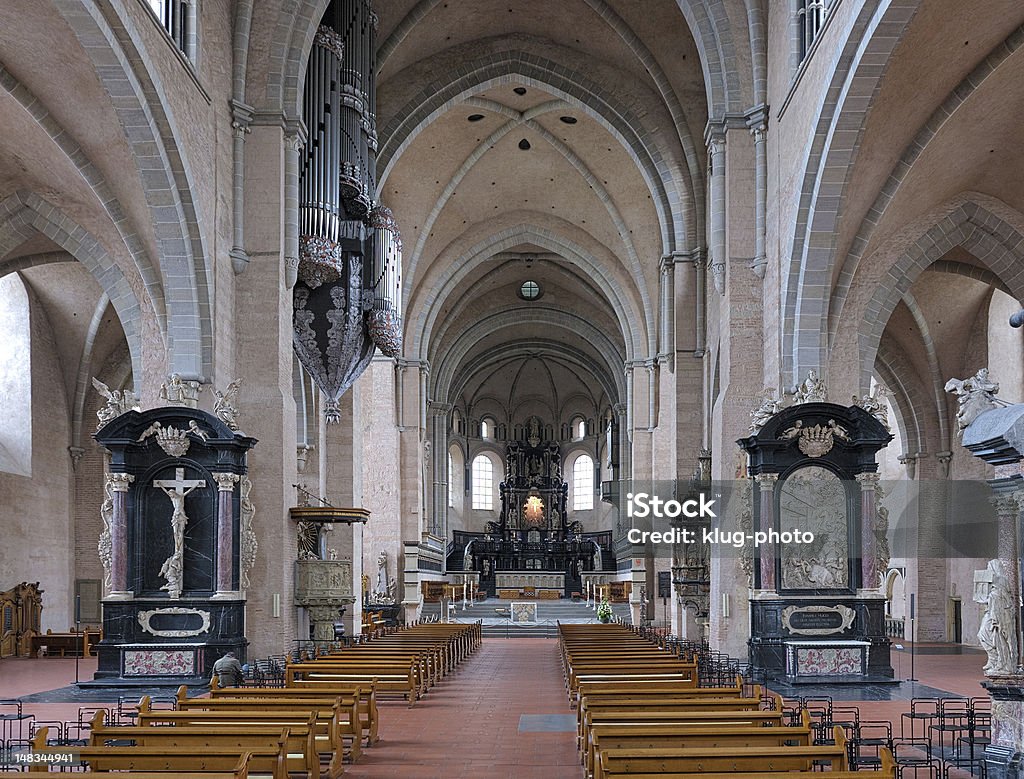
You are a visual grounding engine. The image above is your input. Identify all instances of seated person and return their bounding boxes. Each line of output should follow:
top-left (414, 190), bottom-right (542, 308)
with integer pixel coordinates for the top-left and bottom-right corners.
top-left (211, 650), bottom-right (243, 687)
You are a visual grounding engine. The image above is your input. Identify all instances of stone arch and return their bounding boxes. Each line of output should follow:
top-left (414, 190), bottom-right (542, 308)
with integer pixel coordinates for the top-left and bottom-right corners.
top-left (828, 22), bottom-right (1024, 345)
top-left (0, 192), bottom-right (144, 382)
top-left (52, 0), bottom-right (213, 378)
top-left (857, 201), bottom-right (1024, 394)
top-left (376, 0), bottom-right (708, 232)
top-left (0, 63), bottom-right (165, 333)
top-left (783, 0), bottom-right (920, 384)
top-left (674, 0), bottom-right (748, 116)
top-left (436, 313), bottom-right (626, 402)
top-left (263, 0), bottom-right (329, 117)
top-left (376, 50), bottom-right (689, 252)
top-left (408, 223), bottom-right (651, 361)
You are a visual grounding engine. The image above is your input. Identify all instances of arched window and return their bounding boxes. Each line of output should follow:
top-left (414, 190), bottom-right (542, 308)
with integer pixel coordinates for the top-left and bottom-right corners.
top-left (573, 455), bottom-right (594, 511)
top-left (0, 274), bottom-right (31, 476)
top-left (576, 418), bottom-right (587, 439)
top-left (472, 455), bottom-right (493, 510)
top-left (480, 419), bottom-right (490, 439)
top-left (448, 452), bottom-right (455, 508)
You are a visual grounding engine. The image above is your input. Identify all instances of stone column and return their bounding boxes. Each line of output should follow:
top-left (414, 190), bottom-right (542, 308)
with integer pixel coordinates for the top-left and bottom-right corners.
top-left (212, 473), bottom-right (241, 597)
top-left (428, 402), bottom-right (451, 541)
top-left (991, 487), bottom-right (1023, 670)
top-left (746, 110), bottom-right (768, 278)
top-left (107, 472), bottom-right (135, 599)
top-left (706, 132), bottom-right (727, 294)
top-left (235, 120), bottom-right (300, 657)
top-left (755, 473), bottom-right (778, 591)
top-left (856, 472), bottom-right (880, 591)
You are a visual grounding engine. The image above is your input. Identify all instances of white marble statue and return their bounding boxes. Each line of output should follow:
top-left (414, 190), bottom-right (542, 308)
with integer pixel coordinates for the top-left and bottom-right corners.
top-left (974, 559), bottom-right (1017, 676)
top-left (214, 378), bottom-right (243, 431)
top-left (92, 377), bottom-right (139, 430)
top-left (793, 369), bottom-right (828, 403)
top-left (853, 387), bottom-right (891, 431)
top-left (749, 388), bottom-right (782, 433)
top-left (945, 368), bottom-right (1005, 435)
top-left (154, 468), bottom-right (206, 600)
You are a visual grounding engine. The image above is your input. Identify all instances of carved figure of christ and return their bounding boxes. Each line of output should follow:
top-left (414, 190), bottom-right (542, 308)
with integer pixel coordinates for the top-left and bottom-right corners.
top-left (154, 467), bottom-right (206, 599)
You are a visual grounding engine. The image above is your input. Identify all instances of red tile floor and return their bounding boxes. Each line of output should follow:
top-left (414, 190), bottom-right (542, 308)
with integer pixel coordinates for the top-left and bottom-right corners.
top-left (0, 640), bottom-right (992, 778)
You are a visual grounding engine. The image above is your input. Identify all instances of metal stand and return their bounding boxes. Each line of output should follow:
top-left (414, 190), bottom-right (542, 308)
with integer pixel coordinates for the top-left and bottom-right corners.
top-left (74, 594), bottom-right (81, 685)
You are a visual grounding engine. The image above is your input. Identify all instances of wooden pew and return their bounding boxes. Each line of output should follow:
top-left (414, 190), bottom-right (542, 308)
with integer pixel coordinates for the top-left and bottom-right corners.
top-left (134, 698), bottom-right (343, 779)
top-left (30, 730), bottom-right (265, 777)
top-left (286, 660), bottom-right (420, 706)
top-left (88, 711), bottom-right (317, 778)
top-left (578, 705), bottom-right (783, 755)
top-left (174, 687), bottom-right (361, 762)
top-left (209, 679), bottom-right (379, 745)
top-left (586, 714), bottom-right (812, 779)
top-left (596, 726), bottom-right (851, 777)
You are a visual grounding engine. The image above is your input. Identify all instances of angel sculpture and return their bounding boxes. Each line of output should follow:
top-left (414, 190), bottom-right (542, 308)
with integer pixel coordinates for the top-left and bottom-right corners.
top-left (92, 377), bottom-right (137, 430)
top-left (213, 379), bottom-right (243, 431)
top-left (749, 388), bottom-right (782, 433)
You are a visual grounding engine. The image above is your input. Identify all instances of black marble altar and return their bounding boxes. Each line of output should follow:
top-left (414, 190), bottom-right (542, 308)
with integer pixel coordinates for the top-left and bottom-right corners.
top-left (738, 401), bottom-right (893, 682)
top-left (88, 407), bottom-right (256, 685)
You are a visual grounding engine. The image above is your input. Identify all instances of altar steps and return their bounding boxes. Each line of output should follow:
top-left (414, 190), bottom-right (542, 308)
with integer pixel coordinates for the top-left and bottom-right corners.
top-left (419, 598), bottom-right (630, 638)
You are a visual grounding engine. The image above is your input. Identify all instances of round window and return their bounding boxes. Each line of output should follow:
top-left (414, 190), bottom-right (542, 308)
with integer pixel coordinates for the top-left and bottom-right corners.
top-left (519, 281), bottom-right (541, 301)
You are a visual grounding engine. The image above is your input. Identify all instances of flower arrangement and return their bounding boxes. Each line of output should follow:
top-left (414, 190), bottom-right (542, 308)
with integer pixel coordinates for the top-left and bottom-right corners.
top-left (597, 598), bottom-right (613, 623)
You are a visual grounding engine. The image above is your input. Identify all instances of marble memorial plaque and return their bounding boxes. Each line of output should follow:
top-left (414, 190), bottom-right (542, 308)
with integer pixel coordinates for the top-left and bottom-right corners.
top-left (782, 604), bottom-right (856, 636)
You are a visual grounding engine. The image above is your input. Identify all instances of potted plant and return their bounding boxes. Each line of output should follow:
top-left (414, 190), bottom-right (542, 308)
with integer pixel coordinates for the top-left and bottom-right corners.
top-left (597, 598), bottom-right (613, 623)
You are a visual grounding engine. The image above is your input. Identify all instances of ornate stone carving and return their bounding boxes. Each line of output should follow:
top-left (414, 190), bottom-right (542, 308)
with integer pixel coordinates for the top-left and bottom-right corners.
top-left (213, 379), bottom-right (243, 432)
top-left (945, 368), bottom-right (1006, 435)
top-left (297, 444), bottom-right (313, 474)
top-left (853, 387), bottom-right (890, 431)
top-left (782, 604), bottom-right (856, 636)
top-left (749, 388), bottom-right (782, 433)
top-left (974, 559), bottom-right (1018, 676)
top-left (239, 477), bottom-right (257, 589)
top-left (137, 607), bottom-right (211, 638)
top-left (778, 419), bottom-right (850, 458)
top-left (159, 373), bottom-right (201, 408)
top-left (99, 476), bottom-right (115, 589)
top-left (295, 559), bottom-right (353, 602)
top-left (136, 420), bottom-right (212, 457)
top-left (793, 370), bottom-right (828, 403)
top-left (153, 467), bottom-right (206, 600)
top-left (735, 480), bottom-right (754, 586)
top-left (861, 473), bottom-right (891, 577)
top-left (92, 377), bottom-right (140, 430)
top-left (780, 466), bottom-right (849, 590)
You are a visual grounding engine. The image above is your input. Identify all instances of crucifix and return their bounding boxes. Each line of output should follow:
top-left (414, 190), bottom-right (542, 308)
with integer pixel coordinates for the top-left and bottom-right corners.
top-left (153, 467), bottom-right (206, 599)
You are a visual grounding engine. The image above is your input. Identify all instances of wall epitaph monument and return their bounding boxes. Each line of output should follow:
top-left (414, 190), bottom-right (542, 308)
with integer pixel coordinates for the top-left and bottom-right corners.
top-left (738, 391), bottom-right (893, 682)
top-left (91, 406), bottom-right (257, 684)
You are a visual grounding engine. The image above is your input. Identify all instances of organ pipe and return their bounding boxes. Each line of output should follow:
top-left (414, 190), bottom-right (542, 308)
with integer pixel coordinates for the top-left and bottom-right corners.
top-left (294, 0), bottom-right (403, 420)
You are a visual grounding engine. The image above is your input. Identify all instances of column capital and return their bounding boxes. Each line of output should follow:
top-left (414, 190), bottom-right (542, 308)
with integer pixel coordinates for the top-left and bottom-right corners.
top-left (428, 401), bottom-right (452, 415)
top-left (744, 103), bottom-right (769, 133)
top-left (107, 472), bottom-right (135, 492)
top-left (855, 472), bottom-right (881, 487)
top-left (754, 472), bottom-right (779, 486)
top-left (990, 491), bottom-right (1024, 515)
top-left (213, 472), bottom-right (241, 491)
top-left (397, 358), bottom-right (429, 372)
top-left (704, 113), bottom-right (747, 147)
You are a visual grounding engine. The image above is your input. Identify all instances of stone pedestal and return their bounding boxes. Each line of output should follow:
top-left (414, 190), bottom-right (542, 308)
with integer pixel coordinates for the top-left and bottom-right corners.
top-left (984, 679), bottom-right (1024, 778)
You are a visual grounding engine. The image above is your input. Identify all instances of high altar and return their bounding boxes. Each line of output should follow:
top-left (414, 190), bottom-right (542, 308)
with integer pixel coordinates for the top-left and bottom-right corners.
top-left (458, 425), bottom-right (605, 597)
